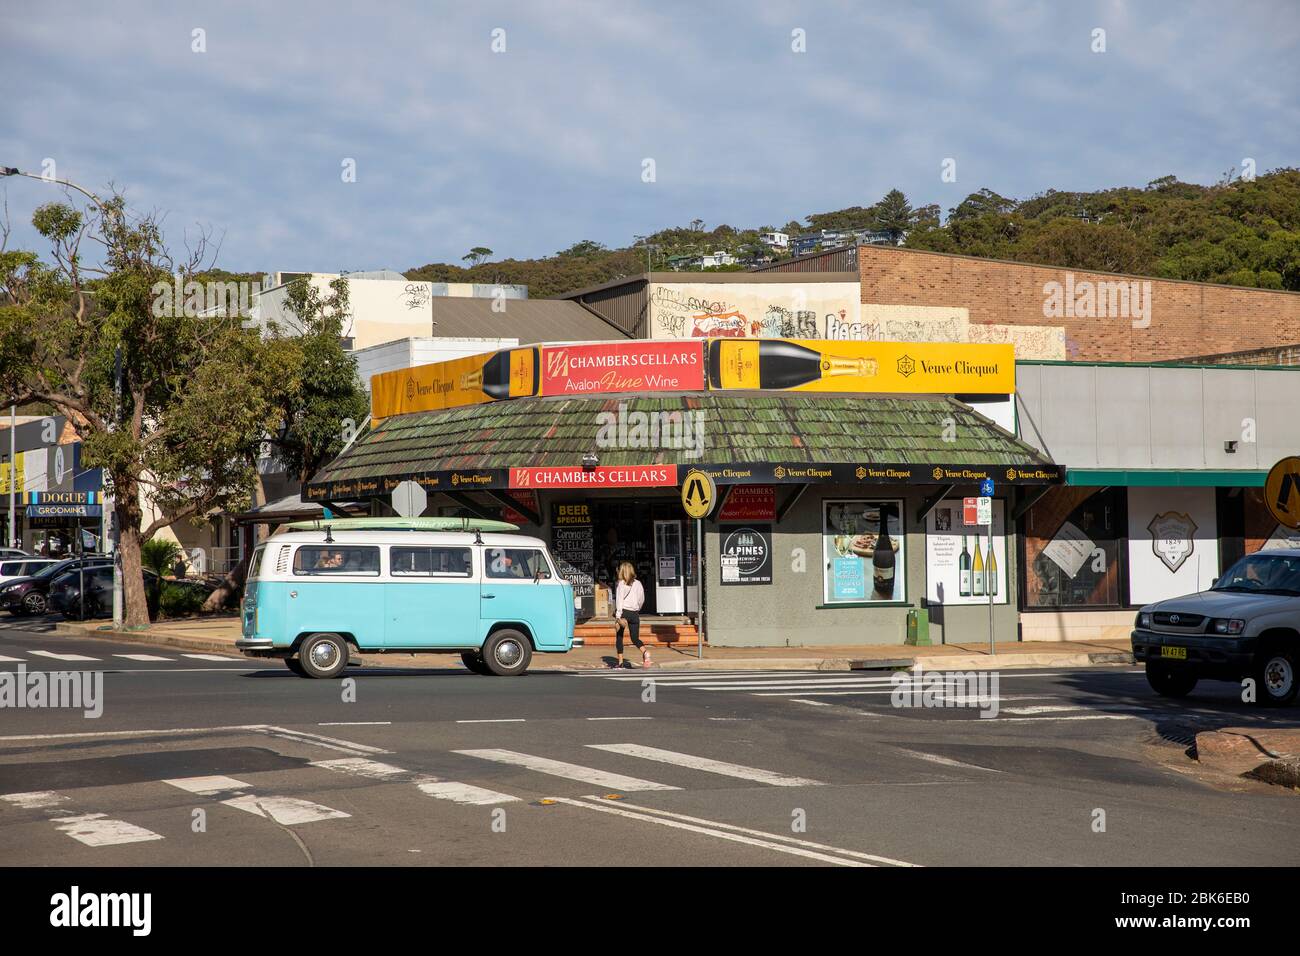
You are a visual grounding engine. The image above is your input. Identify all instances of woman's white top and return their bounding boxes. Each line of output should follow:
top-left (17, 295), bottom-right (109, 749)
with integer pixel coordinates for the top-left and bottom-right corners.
top-left (615, 579), bottom-right (645, 616)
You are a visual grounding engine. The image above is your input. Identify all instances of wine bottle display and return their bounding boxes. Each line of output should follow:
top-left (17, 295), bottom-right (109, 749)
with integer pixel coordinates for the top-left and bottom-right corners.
top-left (959, 535), bottom-right (971, 597)
top-left (871, 507), bottom-right (895, 597)
top-left (987, 540), bottom-right (998, 596)
top-left (708, 339), bottom-right (878, 390)
top-left (459, 347), bottom-right (539, 400)
top-left (972, 537), bottom-right (985, 596)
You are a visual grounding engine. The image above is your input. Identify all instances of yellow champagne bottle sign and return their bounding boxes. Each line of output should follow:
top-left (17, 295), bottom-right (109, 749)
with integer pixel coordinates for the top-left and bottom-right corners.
top-left (1265, 456), bottom-right (1300, 530)
top-left (681, 468), bottom-right (716, 519)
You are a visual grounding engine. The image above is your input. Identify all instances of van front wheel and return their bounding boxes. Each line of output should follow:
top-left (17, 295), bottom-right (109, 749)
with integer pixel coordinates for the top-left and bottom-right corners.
top-left (297, 633), bottom-right (350, 679)
top-left (482, 630), bottom-right (532, 676)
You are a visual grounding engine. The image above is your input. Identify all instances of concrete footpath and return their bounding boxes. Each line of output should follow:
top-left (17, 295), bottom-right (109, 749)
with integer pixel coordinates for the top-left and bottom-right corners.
top-left (52, 615), bottom-right (1134, 672)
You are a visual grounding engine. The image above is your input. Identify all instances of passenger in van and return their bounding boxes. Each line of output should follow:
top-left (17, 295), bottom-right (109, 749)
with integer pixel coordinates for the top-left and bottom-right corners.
top-left (314, 549), bottom-right (344, 571)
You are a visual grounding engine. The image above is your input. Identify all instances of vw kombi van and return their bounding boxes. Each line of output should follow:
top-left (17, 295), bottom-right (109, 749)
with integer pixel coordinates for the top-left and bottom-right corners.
top-left (236, 519), bottom-right (575, 678)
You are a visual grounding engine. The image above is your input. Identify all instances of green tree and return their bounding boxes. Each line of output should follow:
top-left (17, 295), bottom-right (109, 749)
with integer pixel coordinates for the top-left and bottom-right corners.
top-left (871, 189), bottom-right (914, 244)
top-left (462, 247), bottom-right (493, 266)
top-left (0, 194), bottom-right (284, 626)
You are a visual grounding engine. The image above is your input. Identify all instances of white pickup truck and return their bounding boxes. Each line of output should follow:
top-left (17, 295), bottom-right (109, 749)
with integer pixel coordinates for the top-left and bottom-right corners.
top-left (1131, 549), bottom-right (1300, 706)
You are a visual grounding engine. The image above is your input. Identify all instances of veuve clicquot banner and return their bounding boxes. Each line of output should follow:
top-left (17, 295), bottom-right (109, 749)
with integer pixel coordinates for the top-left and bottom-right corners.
top-left (371, 346), bottom-right (538, 420)
top-left (706, 339), bottom-right (1014, 395)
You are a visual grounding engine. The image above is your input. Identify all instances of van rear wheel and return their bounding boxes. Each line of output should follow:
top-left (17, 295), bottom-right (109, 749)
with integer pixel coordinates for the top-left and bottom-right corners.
top-left (482, 630), bottom-right (531, 676)
top-left (297, 633), bottom-right (350, 679)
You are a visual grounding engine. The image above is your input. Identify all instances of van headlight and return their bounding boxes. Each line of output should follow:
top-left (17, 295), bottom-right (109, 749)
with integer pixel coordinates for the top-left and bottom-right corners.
top-left (1210, 618), bottom-right (1245, 635)
top-left (1136, 612), bottom-right (1152, 628)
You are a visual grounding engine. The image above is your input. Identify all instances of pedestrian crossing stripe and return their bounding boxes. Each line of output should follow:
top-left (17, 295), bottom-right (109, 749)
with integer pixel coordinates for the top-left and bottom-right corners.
top-left (453, 748), bottom-right (681, 792)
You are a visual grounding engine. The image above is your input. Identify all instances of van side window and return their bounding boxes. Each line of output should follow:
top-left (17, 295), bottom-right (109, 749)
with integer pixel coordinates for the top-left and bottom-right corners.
top-left (390, 546), bottom-right (473, 577)
top-left (485, 548), bottom-right (551, 580)
top-left (292, 546), bottom-right (380, 576)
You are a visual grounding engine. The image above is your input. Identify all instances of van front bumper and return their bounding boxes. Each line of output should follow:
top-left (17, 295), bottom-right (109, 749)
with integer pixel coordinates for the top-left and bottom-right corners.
top-left (1131, 629), bottom-right (1256, 677)
top-left (235, 637), bottom-right (285, 658)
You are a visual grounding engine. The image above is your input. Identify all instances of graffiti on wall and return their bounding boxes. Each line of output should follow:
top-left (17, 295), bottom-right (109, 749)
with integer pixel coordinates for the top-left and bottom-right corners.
top-left (648, 283), bottom-right (859, 340)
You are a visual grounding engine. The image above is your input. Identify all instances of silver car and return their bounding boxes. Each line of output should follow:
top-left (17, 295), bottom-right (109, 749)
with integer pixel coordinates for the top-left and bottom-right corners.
top-left (1131, 548), bottom-right (1300, 705)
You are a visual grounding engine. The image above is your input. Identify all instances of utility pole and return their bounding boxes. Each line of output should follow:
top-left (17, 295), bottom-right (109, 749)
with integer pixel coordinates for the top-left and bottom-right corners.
top-left (7, 405), bottom-right (14, 549)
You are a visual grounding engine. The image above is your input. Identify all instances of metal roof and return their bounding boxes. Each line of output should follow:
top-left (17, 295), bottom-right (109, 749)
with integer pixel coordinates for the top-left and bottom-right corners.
top-left (427, 297), bottom-right (629, 343)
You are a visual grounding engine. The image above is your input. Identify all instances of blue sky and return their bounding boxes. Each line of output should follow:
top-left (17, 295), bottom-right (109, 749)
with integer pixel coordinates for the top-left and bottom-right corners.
top-left (2, 0), bottom-right (1297, 275)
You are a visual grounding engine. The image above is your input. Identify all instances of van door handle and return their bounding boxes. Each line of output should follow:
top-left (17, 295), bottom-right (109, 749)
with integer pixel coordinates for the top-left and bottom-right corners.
top-left (482, 594), bottom-right (496, 599)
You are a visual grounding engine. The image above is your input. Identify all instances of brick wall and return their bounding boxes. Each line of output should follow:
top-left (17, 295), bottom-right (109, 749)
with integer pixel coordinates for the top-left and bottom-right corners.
top-left (857, 245), bottom-right (1300, 362)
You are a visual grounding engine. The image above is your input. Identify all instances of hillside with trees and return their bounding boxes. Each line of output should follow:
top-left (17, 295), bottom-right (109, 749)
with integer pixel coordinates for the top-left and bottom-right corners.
top-left (405, 168), bottom-right (1300, 297)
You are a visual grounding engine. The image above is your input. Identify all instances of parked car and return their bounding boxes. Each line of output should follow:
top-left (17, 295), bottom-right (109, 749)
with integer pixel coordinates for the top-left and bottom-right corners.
top-left (0, 548), bottom-right (31, 561)
top-left (1131, 548), bottom-right (1300, 706)
top-left (0, 555), bottom-right (113, 616)
top-left (49, 565), bottom-right (214, 620)
top-left (0, 558), bottom-right (61, 586)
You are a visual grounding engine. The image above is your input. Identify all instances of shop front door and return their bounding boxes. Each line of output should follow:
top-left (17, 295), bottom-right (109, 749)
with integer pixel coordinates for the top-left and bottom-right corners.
top-left (653, 519), bottom-right (685, 614)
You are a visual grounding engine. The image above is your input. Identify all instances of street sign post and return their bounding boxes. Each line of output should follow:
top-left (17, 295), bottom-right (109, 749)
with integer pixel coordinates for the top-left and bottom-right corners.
top-left (966, 492), bottom-right (995, 655)
top-left (681, 469), bottom-right (716, 660)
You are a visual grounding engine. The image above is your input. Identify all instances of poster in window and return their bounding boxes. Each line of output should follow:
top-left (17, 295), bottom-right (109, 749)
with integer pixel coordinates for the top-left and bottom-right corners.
top-left (823, 500), bottom-right (904, 603)
top-left (925, 500), bottom-right (1007, 605)
top-left (720, 524), bottom-right (771, 585)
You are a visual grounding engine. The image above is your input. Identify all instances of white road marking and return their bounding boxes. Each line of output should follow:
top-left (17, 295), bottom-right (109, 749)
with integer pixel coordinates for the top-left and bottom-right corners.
top-left (975, 714), bottom-right (1138, 723)
top-left (892, 749), bottom-right (1002, 773)
top-left (455, 718), bottom-right (526, 724)
top-left (659, 679), bottom-right (904, 690)
top-left (1000, 705), bottom-right (1088, 715)
top-left (222, 794), bottom-right (350, 825)
top-left (0, 724), bottom-right (389, 755)
top-left (29, 650), bottom-right (99, 661)
top-left (317, 721), bottom-right (391, 726)
top-left (588, 743), bottom-right (823, 787)
top-left (589, 671), bottom-right (837, 682)
top-left (454, 748), bottom-right (679, 792)
top-left (114, 654), bottom-right (173, 662)
top-left (585, 716), bottom-right (653, 721)
top-left (182, 654), bottom-right (241, 661)
top-left (164, 775), bottom-right (251, 795)
top-left (1, 790), bottom-right (70, 809)
top-left (416, 780), bottom-right (520, 805)
top-left (552, 797), bottom-right (875, 867)
top-left (53, 813), bottom-right (164, 846)
top-left (311, 758), bottom-right (408, 779)
top-left (0, 655), bottom-right (24, 662)
top-left (789, 699), bottom-right (831, 706)
top-left (583, 798), bottom-right (920, 867)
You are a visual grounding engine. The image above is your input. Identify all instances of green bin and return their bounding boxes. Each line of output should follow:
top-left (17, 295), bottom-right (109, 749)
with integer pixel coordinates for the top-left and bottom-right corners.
top-left (906, 607), bottom-right (932, 646)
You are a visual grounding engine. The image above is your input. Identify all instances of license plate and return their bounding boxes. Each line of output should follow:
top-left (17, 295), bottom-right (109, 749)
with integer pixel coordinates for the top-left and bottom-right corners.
top-left (1160, 646), bottom-right (1188, 660)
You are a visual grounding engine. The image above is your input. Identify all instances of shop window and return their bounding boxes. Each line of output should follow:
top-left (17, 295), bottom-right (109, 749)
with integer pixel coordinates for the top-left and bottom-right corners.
top-left (822, 499), bottom-right (905, 603)
top-left (1022, 487), bottom-right (1123, 608)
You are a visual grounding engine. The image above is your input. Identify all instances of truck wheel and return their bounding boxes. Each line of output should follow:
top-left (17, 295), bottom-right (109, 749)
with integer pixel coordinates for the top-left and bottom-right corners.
top-left (460, 651), bottom-right (490, 675)
top-left (1146, 662), bottom-right (1197, 698)
top-left (1255, 648), bottom-right (1298, 706)
top-left (296, 633), bottom-right (350, 679)
top-left (285, 657), bottom-right (308, 677)
top-left (482, 629), bottom-right (532, 676)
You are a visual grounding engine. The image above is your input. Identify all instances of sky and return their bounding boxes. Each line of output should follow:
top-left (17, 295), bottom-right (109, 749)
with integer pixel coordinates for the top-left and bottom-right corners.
top-left (2, 0), bottom-right (1298, 276)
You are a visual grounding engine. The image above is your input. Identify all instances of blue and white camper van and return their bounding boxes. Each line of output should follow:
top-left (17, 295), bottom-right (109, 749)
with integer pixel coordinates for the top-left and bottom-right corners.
top-left (236, 518), bottom-right (574, 678)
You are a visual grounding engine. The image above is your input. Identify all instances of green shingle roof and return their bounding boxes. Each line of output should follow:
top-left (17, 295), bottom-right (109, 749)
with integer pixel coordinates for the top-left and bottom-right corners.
top-left (313, 393), bottom-right (1055, 483)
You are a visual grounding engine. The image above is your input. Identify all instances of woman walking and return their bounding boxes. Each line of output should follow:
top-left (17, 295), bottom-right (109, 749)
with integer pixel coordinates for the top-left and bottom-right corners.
top-left (612, 561), bottom-right (650, 669)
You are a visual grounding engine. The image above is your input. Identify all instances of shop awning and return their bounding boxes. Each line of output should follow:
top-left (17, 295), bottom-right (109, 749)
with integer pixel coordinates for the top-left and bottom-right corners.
top-left (304, 393), bottom-right (1063, 500)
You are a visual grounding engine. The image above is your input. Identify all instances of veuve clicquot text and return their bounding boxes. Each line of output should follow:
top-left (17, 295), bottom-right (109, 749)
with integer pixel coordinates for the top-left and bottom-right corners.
top-left (459, 347), bottom-right (539, 400)
top-left (707, 340), bottom-right (878, 390)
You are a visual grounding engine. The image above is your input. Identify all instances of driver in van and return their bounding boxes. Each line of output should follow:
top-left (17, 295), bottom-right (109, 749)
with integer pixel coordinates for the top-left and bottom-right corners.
top-left (314, 549), bottom-right (344, 571)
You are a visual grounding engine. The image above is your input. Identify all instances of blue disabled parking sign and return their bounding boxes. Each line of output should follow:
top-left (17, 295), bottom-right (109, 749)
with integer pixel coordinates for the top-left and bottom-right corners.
top-left (979, 478), bottom-right (995, 496)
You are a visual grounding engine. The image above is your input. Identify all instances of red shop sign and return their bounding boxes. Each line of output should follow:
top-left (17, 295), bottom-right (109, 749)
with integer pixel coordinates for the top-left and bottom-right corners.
top-left (717, 485), bottom-right (776, 521)
top-left (509, 465), bottom-right (679, 489)
top-left (540, 342), bottom-right (705, 396)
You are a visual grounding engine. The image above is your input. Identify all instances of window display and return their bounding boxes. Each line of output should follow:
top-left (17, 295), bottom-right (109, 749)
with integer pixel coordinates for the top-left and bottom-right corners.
top-left (823, 499), bottom-right (905, 603)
